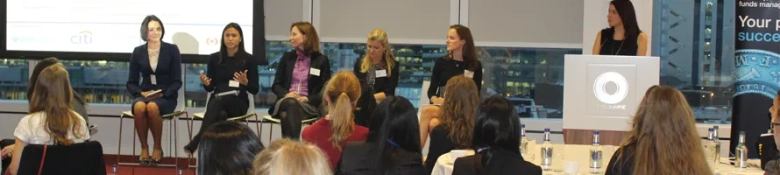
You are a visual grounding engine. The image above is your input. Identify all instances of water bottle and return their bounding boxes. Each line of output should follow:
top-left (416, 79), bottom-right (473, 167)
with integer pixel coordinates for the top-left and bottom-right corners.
top-left (520, 124), bottom-right (529, 155)
top-left (705, 128), bottom-right (718, 166)
top-left (540, 128), bottom-right (553, 167)
top-left (178, 168), bottom-right (183, 175)
top-left (712, 126), bottom-right (721, 162)
top-left (735, 131), bottom-right (748, 168)
top-left (589, 130), bottom-right (603, 170)
top-left (112, 164), bottom-right (117, 175)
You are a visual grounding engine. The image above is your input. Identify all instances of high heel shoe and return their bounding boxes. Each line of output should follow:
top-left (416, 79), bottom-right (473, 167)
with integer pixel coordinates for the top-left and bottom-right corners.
top-left (150, 149), bottom-right (164, 165)
top-left (139, 148), bottom-right (151, 165)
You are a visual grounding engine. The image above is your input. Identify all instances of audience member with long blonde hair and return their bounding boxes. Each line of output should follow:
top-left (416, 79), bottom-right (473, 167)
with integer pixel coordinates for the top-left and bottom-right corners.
top-left (7, 64), bottom-right (90, 175)
top-left (302, 71), bottom-right (369, 168)
top-left (423, 75), bottom-right (479, 174)
top-left (252, 139), bottom-right (331, 175)
top-left (605, 85), bottom-right (712, 175)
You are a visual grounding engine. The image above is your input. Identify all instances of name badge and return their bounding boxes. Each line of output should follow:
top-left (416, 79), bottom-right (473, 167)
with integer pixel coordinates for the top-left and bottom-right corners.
top-left (376, 70), bottom-right (387, 77)
top-left (464, 70), bottom-right (474, 78)
top-left (229, 80), bottom-right (240, 87)
top-left (310, 68), bottom-right (321, 76)
top-left (150, 74), bottom-right (157, 85)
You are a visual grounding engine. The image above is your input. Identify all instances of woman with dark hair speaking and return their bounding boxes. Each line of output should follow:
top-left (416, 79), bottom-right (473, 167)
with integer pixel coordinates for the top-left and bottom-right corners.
top-left (126, 15), bottom-right (182, 164)
top-left (592, 0), bottom-right (648, 56)
top-left (336, 96), bottom-right (424, 175)
top-left (184, 23), bottom-right (259, 155)
top-left (452, 96), bottom-right (541, 175)
top-left (197, 121), bottom-right (264, 175)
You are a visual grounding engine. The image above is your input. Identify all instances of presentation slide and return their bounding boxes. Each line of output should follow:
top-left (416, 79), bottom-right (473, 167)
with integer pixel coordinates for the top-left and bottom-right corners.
top-left (5, 0), bottom-right (254, 55)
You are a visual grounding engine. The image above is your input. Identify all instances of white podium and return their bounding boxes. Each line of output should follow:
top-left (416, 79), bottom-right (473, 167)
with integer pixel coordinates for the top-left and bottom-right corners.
top-left (562, 55), bottom-right (659, 145)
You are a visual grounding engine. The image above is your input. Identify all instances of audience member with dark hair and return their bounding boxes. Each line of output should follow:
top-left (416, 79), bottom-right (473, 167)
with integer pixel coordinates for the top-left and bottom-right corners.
top-left (336, 96), bottom-right (424, 175)
top-left (197, 121), bottom-right (264, 175)
top-left (126, 14), bottom-right (183, 164)
top-left (7, 64), bottom-right (90, 175)
top-left (452, 96), bottom-right (541, 175)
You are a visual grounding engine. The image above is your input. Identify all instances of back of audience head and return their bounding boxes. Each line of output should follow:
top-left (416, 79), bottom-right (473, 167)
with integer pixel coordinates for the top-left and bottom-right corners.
top-left (441, 75), bottom-right (479, 148)
top-left (198, 121), bottom-right (264, 175)
top-left (472, 96), bottom-right (521, 171)
top-left (620, 85), bottom-right (711, 174)
top-left (323, 71), bottom-right (362, 149)
top-left (253, 139), bottom-right (331, 175)
top-left (366, 96), bottom-right (421, 171)
top-left (28, 57), bottom-right (86, 104)
top-left (29, 63), bottom-right (85, 145)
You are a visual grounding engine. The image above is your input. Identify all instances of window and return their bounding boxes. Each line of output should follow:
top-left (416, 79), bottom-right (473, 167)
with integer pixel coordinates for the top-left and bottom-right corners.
top-left (0, 59), bottom-right (29, 101)
top-left (655, 0), bottom-right (733, 124)
top-left (60, 60), bottom-right (132, 104)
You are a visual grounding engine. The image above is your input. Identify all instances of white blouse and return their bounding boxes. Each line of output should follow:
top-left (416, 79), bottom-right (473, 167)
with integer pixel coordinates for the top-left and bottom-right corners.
top-left (148, 48), bottom-right (160, 72)
top-left (13, 111), bottom-right (90, 145)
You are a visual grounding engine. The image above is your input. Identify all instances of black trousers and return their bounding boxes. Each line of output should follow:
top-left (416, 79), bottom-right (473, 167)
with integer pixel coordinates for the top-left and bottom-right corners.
top-left (1, 138), bottom-right (13, 175)
top-left (273, 98), bottom-right (318, 139)
top-left (186, 95), bottom-right (249, 151)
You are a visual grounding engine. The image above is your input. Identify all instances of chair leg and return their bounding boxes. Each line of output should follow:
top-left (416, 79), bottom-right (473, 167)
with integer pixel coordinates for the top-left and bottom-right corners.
top-left (268, 123), bottom-right (274, 144)
top-left (254, 114), bottom-right (260, 139)
top-left (168, 118), bottom-right (172, 159)
top-left (174, 114), bottom-right (180, 169)
top-left (117, 116), bottom-right (123, 164)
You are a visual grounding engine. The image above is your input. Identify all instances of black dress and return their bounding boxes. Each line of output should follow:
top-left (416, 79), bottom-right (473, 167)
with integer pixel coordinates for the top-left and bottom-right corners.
top-left (427, 57), bottom-right (483, 101)
top-left (598, 28), bottom-right (638, 56)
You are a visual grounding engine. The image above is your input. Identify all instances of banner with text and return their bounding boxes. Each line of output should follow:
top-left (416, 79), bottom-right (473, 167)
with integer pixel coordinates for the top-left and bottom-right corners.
top-left (732, 0), bottom-right (780, 158)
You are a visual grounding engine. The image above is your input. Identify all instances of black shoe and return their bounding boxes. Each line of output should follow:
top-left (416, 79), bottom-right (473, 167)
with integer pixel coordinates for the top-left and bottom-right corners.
top-left (150, 150), bottom-right (164, 165)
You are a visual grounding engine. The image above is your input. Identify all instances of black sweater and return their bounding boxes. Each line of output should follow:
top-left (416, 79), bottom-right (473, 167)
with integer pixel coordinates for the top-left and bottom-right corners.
top-left (352, 58), bottom-right (400, 96)
top-left (203, 52), bottom-right (260, 101)
top-left (427, 57), bottom-right (483, 100)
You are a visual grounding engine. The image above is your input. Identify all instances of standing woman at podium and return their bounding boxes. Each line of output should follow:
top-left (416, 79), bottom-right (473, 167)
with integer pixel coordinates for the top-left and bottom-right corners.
top-left (184, 23), bottom-right (259, 154)
top-left (126, 15), bottom-right (182, 164)
top-left (270, 22), bottom-right (331, 139)
top-left (591, 0), bottom-right (648, 56)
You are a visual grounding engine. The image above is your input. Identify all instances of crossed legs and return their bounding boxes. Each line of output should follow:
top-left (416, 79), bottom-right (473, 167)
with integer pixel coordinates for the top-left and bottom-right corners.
top-left (133, 101), bottom-right (164, 162)
top-left (419, 105), bottom-right (441, 148)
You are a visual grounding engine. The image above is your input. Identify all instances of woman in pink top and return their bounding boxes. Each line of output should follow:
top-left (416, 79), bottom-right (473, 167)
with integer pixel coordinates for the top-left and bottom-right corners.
top-left (302, 71), bottom-right (369, 168)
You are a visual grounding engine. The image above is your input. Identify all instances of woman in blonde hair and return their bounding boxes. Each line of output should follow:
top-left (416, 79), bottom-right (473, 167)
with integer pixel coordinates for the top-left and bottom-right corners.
top-left (353, 29), bottom-right (399, 127)
top-left (605, 85), bottom-right (712, 175)
top-left (353, 29), bottom-right (399, 103)
top-left (8, 64), bottom-right (90, 175)
top-left (253, 139), bottom-right (331, 175)
top-left (302, 71), bottom-right (369, 168)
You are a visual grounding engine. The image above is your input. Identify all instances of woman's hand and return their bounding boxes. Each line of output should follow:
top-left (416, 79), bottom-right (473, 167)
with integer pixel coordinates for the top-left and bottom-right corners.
top-left (1, 144), bottom-right (14, 158)
top-left (234, 70), bottom-right (249, 85)
top-left (285, 92), bottom-right (300, 98)
top-left (431, 96), bottom-right (444, 105)
top-left (141, 91), bottom-right (162, 100)
top-left (200, 72), bottom-right (212, 86)
top-left (297, 97), bottom-right (309, 103)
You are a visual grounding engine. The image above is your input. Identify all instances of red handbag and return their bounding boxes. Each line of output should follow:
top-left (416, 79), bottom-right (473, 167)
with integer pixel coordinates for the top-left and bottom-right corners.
top-left (37, 145), bottom-right (47, 175)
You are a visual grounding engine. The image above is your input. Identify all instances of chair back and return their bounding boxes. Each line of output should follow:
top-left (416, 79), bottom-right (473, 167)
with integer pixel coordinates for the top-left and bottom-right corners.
top-left (246, 93), bottom-right (256, 115)
top-left (17, 141), bottom-right (107, 175)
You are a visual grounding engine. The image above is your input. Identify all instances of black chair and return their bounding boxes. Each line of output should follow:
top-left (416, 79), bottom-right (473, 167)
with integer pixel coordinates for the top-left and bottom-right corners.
top-left (354, 84), bottom-right (377, 128)
top-left (17, 141), bottom-right (106, 175)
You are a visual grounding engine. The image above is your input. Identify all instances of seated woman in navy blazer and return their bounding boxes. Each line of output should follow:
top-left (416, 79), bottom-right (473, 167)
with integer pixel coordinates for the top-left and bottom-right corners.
top-left (126, 15), bottom-right (182, 164)
top-left (269, 22), bottom-right (331, 139)
top-left (184, 23), bottom-right (260, 154)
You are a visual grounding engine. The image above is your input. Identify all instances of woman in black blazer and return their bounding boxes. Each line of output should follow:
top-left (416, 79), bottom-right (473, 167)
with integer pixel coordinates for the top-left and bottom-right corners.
top-left (353, 29), bottom-right (399, 127)
top-left (269, 21), bottom-right (331, 139)
top-left (184, 23), bottom-right (260, 154)
top-left (126, 15), bottom-right (182, 164)
top-left (452, 96), bottom-right (541, 175)
top-left (336, 96), bottom-right (424, 175)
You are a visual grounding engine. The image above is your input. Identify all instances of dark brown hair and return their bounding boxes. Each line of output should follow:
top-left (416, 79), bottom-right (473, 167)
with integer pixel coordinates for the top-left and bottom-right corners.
top-left (140, 15), bottom-right (165, 42)
top-left (448, 25), bottom-right (479, 71)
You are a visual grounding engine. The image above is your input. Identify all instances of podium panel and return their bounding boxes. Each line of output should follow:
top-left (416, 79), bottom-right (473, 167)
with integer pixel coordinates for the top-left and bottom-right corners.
top-left (562, 55), bottom-right (659, 145)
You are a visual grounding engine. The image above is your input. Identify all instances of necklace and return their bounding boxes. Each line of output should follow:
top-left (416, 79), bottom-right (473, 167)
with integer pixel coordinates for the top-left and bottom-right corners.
top-left (611, 40), bottom-right (625, 55)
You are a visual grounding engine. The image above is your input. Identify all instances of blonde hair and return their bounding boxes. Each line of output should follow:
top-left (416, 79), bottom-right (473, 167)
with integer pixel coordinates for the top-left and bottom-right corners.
top-left (252, 139), bottom-right (332, 175)
top-left (617, 85), bottom-right (712, 175)
top-left (29, 63), bottom-right (85, 145)
top-left (360, 29), bottom-right (395, 77)
top-left (323, 71), bottom-right (362, 149)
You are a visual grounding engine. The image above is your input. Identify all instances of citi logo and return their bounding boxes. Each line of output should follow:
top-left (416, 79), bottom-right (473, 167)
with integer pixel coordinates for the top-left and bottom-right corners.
top-left (71, 31), bottom-right (92, 44)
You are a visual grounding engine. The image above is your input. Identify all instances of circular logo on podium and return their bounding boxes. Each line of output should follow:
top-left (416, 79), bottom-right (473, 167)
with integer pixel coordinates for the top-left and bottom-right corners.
top-left (593, 72), bottom-right (629, 104)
